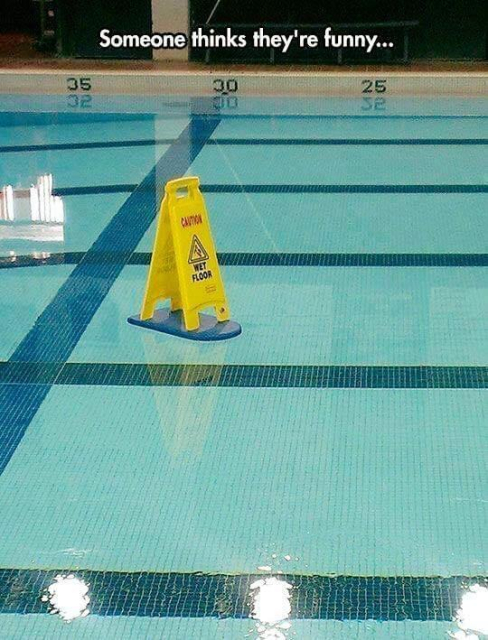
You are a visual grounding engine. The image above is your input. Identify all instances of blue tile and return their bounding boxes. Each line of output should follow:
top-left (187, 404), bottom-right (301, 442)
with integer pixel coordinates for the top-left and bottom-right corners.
top-left (0, 362), bottom-right (486, 389)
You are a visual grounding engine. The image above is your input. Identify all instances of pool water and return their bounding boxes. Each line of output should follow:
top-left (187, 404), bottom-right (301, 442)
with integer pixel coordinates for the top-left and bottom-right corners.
top-left (0, 94), bottom-right (487, 639)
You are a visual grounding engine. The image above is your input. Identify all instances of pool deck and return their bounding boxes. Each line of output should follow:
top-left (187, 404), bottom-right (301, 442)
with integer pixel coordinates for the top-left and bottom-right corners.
top-left (0, 59), bottom-right (486, 97)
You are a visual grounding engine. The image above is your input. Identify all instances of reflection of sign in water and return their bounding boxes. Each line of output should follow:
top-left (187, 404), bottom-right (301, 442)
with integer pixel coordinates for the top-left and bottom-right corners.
top-left (140, 333), bottom-right (228, 462)
top-left (0, 174), bottom-right (65, 242)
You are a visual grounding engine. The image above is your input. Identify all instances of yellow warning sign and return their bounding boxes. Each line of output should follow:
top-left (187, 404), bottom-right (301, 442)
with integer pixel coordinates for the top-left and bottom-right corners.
top-left (140, 176), bottom-right (230, 331)
top-left (188, 235), bottom-right (209, 264)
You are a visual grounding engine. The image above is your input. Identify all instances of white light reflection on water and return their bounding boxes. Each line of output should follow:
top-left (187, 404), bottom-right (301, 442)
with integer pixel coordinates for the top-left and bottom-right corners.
top-left (41, 574), bottom-right (90, 622)
top-left (0, 175), bottom-right (65, 241)
top-left (450, 584), bottom-right (488, 639)
top-left (251, 576), bottom-right (292, 640)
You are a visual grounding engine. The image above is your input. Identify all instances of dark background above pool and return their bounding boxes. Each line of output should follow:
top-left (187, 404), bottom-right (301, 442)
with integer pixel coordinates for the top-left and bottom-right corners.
top-left (190, 0), bottom-right (487, 62)
top-left (55, 0), bottom-right (152, 59)
top-left (1, 0), bottom-right (487, 61)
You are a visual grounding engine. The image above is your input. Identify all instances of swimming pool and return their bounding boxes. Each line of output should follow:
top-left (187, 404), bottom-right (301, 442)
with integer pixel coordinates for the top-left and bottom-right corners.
top-left (0, 92), bottom-right (487, 639)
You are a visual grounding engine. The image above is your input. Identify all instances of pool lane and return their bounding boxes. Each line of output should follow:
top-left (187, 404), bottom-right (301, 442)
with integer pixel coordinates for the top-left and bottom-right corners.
top-left (0, 114), bottom-right (194, 192)
top-left (0, 385), bottom-right (485, 577)
top-left (190, 142), bottom-right (488, 186)
top-left (212, 115), bottom-right (488, 140)
top-left (0, 266), bottom-right (74, 360)
top-left (0, 143), bottom-right (170, 190)
top-left (137, 192), bottom-right (488, 254)
top-left (0, 117), bottom-right (185, 148)
top-left (68, 265), bottom-right (488, 366)
top-left (195, 112), bottom-right (488, 203)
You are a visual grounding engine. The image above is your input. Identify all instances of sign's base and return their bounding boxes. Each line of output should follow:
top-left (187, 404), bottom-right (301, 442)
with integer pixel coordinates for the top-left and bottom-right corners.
top-left (128, 308), bottom-right (242, 342)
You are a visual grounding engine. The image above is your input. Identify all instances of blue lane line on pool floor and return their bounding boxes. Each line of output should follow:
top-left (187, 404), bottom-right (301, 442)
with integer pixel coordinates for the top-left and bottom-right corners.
top-left (0, 139), bottom-right (177, 153)
top-left (0, 568), bottom-right (486, 620)
top-left (1, 363), bottom-right (486, 389)
top-left (203, 184), bottom-right (488, 194)
top-left (53, 183), bottom-right (488, 196)
top-left (56, 184), bottom-right (138, 196)
top-left (197, 112), bottom-right (488, 120)
top-left (1, 252), bottom-right (488, 269)
top-left (0, 115), bottom-right (221, 476)
top-left (0, 112), bottom-right (155, 128)
top-left (2, 137), bottom-right (487, 153)
top-left (211, 138), bottom-right (488, 145)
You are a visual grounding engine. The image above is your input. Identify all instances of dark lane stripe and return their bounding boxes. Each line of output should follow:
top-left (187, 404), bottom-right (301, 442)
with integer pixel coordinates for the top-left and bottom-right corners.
top-left (52, 183), bottom-right (488, 197)
top-left (1, 252), bottom-right (488, 270)
top-left (200, 113), bottom-right (488, 120)
top-left (55, 184), bottom-right (137, 196)
top-left (0, 115), bottom-right (220, 476)
top-left (0, 139), bottom-right (177, 153)
top-left (0, 112), bottom-right (155, 127)
top-left (0, 568), bottom-right (485, 620)
top-left (202, 184), bottom-right (488, 194)
top-left (0, 362), bottom-right (486, 389)
top-left (2, 137), bottom-right (487, 153)
top-left (212, 138), bottom-right (488, 145)
top-left (218, 253), bottom-right (488, 267)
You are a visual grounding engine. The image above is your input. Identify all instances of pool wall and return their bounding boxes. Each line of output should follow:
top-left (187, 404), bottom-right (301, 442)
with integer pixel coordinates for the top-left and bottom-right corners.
top-left (0, 69), bottom-right (486, 97)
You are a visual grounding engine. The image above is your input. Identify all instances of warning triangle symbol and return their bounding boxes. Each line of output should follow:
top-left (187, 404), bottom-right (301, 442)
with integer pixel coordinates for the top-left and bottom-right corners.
top-left (188, 235), bottom-right (209, 264)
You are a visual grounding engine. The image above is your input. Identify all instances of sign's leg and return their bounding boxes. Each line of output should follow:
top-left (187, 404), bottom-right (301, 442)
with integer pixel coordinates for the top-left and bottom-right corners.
top-left (183, 309), bottom-right (200, 331)
top-left (215, 305), bottom-right (230, 322)
top-left (140, 298), bottom-right (155, 321)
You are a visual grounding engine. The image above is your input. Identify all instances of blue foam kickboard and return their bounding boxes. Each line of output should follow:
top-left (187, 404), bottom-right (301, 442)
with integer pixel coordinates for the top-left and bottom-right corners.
top-left (127, 308), bottom-right (242, 341)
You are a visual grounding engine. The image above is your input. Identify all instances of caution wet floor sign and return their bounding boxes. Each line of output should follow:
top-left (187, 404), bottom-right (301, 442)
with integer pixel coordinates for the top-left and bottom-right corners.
top-left (128, 177), bottom-right (241, 341)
